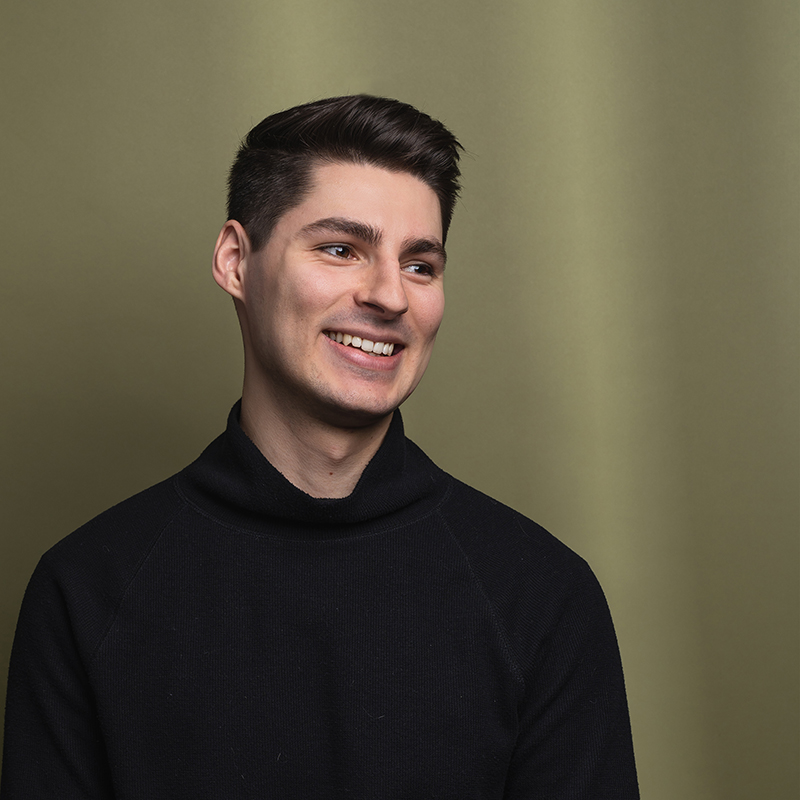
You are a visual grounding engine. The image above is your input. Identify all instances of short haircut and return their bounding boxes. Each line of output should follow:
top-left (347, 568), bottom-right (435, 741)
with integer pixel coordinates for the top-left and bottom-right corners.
top-left (227, 95), bottom-right (463, 251)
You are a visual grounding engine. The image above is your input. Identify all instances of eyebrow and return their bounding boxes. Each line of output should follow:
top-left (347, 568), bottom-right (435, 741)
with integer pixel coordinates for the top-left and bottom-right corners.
top-left (299, 217), bottom-right (381, 247)
top-left (401, 237), bottom-right (448, 267)
top-left (299, 217), bottom-right (447, 266)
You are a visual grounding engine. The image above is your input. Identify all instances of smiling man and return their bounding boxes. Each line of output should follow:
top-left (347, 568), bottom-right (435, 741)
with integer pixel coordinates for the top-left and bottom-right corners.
top-left (213, 159), bottom-right (447, 498)
top-left (2, 96), bottom-right (638, 798)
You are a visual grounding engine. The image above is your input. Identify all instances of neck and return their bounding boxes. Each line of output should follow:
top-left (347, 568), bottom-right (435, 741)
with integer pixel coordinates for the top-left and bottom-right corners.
top-left (239, 392), bottom-right (393, 499)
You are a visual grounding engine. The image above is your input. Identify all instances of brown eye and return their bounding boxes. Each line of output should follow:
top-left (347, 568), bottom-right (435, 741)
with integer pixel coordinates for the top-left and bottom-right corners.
top-left (403, 263), bottom-right (434, 277)
top-left (321, 244), bottom-right (354, 259)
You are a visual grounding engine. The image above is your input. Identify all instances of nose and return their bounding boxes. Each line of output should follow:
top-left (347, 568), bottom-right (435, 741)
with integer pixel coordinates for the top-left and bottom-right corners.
top-left (355, 261), bottom-right (409, 318)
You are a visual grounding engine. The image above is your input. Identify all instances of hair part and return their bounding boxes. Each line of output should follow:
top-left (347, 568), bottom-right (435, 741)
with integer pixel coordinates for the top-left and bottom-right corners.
top-left (227, 95), bottom-right (463, 251)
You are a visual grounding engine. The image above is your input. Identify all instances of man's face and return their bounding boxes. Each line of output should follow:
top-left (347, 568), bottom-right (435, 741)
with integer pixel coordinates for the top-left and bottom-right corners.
top-left (236, 161), bottom-right (446, 427)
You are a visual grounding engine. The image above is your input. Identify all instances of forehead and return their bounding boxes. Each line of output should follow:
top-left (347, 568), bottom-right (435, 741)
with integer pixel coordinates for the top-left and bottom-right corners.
top-left (276, 161), bottom-right (443, 242)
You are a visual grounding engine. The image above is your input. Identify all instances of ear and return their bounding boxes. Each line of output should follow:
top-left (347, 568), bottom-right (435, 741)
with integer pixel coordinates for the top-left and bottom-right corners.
top-left (212, 220), bottom-right (251, 300)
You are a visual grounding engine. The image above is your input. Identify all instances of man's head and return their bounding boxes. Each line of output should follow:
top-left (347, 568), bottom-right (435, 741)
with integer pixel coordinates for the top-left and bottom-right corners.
top-left (214, 97), bottom-right (462, 432)
top-left (227, 95), bottom-right (462, 252)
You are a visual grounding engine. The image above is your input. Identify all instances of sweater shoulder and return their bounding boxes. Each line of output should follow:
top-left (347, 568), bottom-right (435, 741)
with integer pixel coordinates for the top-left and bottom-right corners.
top-left (438, 476), bottom-right (609, 672)
top-left (440, 476), bottom-right (593, 585)
top-left (42, 476), bottom-right (186, 577)
top-left (26, 477), bottom-right (188, 659)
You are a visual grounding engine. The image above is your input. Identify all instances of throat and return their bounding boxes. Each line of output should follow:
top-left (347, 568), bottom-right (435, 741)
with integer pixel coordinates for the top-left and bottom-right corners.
top-left (239, 398), bottom-right (393, 499)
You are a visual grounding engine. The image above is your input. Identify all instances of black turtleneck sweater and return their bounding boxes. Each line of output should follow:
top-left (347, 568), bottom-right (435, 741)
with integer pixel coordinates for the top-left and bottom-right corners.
top-left (2, 406), bottom-right (638, 798)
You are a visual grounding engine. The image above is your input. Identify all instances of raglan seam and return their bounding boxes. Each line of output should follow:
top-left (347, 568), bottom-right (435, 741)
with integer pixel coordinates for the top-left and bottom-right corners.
top-left (439, 510), bottom-right (527, 690)
top-left (88, 484), bottom-right (189, 667)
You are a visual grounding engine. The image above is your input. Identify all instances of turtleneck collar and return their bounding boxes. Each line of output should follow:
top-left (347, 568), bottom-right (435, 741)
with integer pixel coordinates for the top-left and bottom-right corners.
top-left (176, 402), bottom-right (448, 537)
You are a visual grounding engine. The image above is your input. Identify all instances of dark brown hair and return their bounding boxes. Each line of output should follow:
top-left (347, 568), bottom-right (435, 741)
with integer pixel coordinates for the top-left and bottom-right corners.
top-left (227, 95), bottom-right (463, 250)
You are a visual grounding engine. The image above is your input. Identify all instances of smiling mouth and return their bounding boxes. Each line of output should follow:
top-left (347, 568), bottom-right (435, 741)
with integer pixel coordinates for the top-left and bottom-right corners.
top-left (324, 330), bottom-right (400, 356)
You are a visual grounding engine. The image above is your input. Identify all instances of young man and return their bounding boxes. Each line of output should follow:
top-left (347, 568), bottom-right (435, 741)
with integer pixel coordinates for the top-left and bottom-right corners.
top-left (1, 96), bottom-right (638, 798)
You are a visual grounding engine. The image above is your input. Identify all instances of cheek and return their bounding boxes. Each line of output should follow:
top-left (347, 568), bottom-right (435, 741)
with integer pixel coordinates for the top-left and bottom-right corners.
top-left (418, 291), bottom-right (445, 340)
top-left (278, 271), bottom-right (343, 318)
top-left (265, 277), bottom-right (318, 329)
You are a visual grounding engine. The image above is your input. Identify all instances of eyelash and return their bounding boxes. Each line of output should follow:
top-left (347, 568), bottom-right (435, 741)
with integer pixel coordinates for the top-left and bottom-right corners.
top-left (403, 263), bottom-right (435, 277)
top-left (319, 244), bottom-right (435, 277)
top-left (320, 244), bottom-right (355, 259)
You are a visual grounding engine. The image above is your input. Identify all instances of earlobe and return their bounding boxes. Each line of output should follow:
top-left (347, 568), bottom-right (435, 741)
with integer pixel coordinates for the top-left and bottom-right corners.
top-left (212, 220), bottom-right (251, 300)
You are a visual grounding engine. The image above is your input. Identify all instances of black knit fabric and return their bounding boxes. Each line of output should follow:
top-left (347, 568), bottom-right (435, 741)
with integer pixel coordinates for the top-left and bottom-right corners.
top-left (2, 405), bottom-right (638, 798)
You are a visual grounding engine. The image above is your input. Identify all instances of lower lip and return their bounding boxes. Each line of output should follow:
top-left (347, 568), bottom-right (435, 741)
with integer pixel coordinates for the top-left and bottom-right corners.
top-left (324, 336), bottom-right (403, 372)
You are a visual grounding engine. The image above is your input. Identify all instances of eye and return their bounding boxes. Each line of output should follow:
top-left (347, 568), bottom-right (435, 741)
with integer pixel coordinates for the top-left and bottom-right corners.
top-left (319, 244), bottom-right (355, 259)
top-left (402, 262), bottom-right (436, 277)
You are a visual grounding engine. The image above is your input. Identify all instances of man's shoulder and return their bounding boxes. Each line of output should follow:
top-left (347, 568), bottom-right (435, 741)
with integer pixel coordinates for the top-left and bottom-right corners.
top-left (439, 475), bottom-right (590, 580)
top-left (15, 474), bottom-right (189, 661)
top-left (39, 473), bottom-right (187, 589)
top-left (436, 474), bottom-right (613, 675)
top-left (437, 472), bottom-right (605, 617)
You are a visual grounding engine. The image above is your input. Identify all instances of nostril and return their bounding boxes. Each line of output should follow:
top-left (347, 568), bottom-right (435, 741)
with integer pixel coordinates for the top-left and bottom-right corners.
top-left (361, 300), bottom-right (409, 317)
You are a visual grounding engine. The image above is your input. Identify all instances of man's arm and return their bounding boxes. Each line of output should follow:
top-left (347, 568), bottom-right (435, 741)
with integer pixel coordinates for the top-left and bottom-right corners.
top-left (1, 559), bottom-right (115, 798)
top-left (504, 566), bottom-right (639, 798)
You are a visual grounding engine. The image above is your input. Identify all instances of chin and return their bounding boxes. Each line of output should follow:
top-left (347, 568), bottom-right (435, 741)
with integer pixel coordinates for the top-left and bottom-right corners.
top-left (314, 388), bottom-right (407, 429)
top-left (320, 401), bottom-right (400, 429)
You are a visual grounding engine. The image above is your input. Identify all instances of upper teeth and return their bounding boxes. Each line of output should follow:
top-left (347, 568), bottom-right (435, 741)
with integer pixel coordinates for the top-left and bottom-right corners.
top-left (325, 330), bottom-right (395, 356)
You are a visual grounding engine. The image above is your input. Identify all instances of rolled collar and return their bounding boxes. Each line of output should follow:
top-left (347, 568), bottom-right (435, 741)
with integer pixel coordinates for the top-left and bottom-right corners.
top-left (177, 402), bottom-right (447, 537)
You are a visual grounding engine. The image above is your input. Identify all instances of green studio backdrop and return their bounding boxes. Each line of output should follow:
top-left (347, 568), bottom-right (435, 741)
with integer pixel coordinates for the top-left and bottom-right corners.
top-left (1, 1), bottom-right (797, 797)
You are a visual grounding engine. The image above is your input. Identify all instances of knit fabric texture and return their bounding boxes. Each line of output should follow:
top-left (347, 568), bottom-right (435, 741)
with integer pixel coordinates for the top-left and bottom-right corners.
top-left (2, 405), bottom-right (638, 798)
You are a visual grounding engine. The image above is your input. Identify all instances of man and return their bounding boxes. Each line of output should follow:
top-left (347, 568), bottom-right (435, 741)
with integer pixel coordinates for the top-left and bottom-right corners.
top-left (2, 95), bottom-right (638, 797)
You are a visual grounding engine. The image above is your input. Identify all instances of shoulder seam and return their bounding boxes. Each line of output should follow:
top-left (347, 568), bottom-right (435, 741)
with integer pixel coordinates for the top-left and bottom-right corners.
top-left (88, 482), bottom-right (188, 666)
top-left (439, 510), bottom-right (527, 690)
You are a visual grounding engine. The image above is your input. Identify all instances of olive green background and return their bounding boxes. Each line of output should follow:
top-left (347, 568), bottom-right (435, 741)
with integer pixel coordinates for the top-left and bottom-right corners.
top-left (1, 1), bottom-right (797, 796)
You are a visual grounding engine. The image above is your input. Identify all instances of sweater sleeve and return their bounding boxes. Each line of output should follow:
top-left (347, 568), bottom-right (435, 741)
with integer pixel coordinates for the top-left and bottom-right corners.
top-left (1, 558), bottom-right (115, 799)
top-left (503, 565), bottom-right (639, 799)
